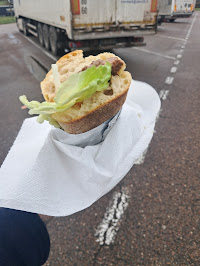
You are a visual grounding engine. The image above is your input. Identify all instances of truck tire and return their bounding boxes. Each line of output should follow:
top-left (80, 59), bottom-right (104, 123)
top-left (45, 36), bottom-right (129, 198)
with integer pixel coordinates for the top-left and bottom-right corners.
top-left (49, 26), bottom-right (58, 56)
top-left (43, 24), bottom-right (50, 51)
top-left (38, 23), bottom-right (44, 47)
top-left (22, 19), bottom-right (28, 36)
top-left (169, 19), bottom-right (175, 22)
top-left (154, 16), bottom-right (158, 33)
top-left (16, 18), bottom-right (23, 32)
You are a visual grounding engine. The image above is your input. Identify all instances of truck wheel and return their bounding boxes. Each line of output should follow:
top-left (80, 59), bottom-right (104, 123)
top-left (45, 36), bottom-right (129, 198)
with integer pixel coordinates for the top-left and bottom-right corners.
top-left (38, 23), bottom-right (44, 47)
top-left (154, 16), bottom-right (158, 33)
top-left (169, 19), bottom-right (175, 22)
top-left (49, 26), bottom-right (58, 56)
top-left (43, 24), bottom-right (50, 51)
top-left (16, 18), bottom-right (23, 32)
top-left (22, 19), bottom-right (28, 36)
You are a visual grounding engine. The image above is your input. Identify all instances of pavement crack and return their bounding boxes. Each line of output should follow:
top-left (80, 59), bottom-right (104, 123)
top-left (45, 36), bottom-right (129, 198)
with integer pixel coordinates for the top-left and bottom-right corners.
top-left (92, 190), bottom-right (126, 266)
top-left (92, 246), bottom-right (102, 266)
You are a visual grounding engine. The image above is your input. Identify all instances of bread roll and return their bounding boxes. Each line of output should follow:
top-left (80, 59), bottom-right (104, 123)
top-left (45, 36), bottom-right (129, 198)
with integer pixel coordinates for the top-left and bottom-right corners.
top-left (41, 50), bottom-right (132, 134)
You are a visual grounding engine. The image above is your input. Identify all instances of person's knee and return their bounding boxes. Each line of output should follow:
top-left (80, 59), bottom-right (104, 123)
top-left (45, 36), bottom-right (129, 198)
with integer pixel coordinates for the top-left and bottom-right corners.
top-left (0, 208), bottom-right (50, 266)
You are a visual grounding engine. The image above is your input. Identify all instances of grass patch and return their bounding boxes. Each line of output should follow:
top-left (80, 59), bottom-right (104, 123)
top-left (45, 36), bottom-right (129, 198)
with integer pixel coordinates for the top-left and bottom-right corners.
top-left (0, 1), bottom-right (9, 6)
top-left (0, 16), bottom-right (15, 24)
top-left (195, 7), bottom-right (200, 11)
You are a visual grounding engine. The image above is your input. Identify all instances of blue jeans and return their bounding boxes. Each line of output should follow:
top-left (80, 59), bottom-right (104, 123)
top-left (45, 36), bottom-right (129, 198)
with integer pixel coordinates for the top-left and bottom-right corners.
top-left (0, 208), bottom-right (50, 266)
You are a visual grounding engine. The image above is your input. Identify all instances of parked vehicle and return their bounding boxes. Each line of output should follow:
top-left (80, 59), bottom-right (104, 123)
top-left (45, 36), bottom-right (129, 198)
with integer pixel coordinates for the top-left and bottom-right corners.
top-left (0, 2), bottom-right (14, 17)
top-left (14, 0), bottom-right (158, 56)
top-left (195, 0), bottom-right (200, 8)
top-left (158, 0), bottom-right (194, 23)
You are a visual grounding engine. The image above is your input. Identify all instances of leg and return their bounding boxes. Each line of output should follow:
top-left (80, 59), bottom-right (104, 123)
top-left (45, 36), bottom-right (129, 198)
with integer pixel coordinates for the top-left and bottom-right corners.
top-left (0, 208), bottom-right (50, 266)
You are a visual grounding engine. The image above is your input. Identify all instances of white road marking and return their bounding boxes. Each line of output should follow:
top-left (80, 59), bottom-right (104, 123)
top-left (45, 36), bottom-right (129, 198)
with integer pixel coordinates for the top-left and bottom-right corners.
top-left (95, 13), bottom-right (198, 248)
top-left (132, 47), bottom-right (176, 60)
top-left (157, 35), bottom-right (185, 41)
top-left (23, 35), bottom-right (57, 62)
top-left (171, 66), bottom-right (177, 73)
top-left (159, 90), bottom-right (169, 100)
top-left (156, 108), bottom-right (163, 122)
top-left (165, 77), bottom-right (174, 84)
top-left (181, 46), bottom-right (185, 49)
top-left (180, 49), bottom-right (184, 53)
top-left (8, 33), bottom-right (15, 39)
top-left (135, 149), bottom-right (148, 165)
top-left (95, 188), bottom-right (129, 245)
top-left (7, 33), bottom-right (20, 44)
top-left (174, 60), bottom-right (180, 65)
top-left (186, 14), bottom-right (196, 39)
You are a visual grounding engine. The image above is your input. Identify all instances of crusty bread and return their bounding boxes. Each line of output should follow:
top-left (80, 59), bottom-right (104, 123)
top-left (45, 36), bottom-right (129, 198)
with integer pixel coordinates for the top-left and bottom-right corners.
top-left (41, 50), bottom-right (132, 134)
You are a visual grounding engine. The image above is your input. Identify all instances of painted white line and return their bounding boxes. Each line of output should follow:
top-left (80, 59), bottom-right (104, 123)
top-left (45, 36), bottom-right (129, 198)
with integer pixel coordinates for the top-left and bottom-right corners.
top-left (23, 35), bottom-right (57, 62)
top-left (186, 14), bottom-right (196, 39)
top-left (95, 17), bottom-right (197, 247)
top-left (165, 77), bottom-right (174, 84)
top-left (8, 33), bottom-right (15, 39)
top-left (181, 46), bottom-right (185, 49)
top-left (174, 60), bottom-right (180, 65)
top-left (7, 33), bottom-right (20, 44)
top-left (180, 49), bottom-right (184, 53)
top-left (135, 149), bottom-right (148, 165)
top-left (159, 91), bottom-right (168, 101)
top-left (177, 54), bottom-right (182, 59)
top-left (95, 188), bottom-right (129, 245)
top-left (156, 108), bottom-right (163, 122)
top-left (171, 66), bottom-right (177, 73)
top-left (132, 47), bottom-right (175, 60)
top-left (159, 90), bottom-right (169, 100)
top-left (157, 35), bottom-right (185, 41)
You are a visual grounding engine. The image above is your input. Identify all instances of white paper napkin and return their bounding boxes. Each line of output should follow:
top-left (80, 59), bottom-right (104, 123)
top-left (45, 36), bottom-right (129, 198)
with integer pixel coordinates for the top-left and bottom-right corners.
top-left (0, 80), bottom-right (161, 216)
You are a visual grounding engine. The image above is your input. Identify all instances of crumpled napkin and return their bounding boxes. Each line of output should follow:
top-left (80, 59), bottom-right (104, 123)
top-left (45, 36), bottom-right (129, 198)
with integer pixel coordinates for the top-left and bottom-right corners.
top-left (0, 80), bottom-right (160, 216)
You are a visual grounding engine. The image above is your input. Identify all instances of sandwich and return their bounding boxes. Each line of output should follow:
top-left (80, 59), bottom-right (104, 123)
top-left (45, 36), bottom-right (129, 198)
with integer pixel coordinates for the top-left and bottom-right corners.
top-left (20, 50), bottom-right (132, 134)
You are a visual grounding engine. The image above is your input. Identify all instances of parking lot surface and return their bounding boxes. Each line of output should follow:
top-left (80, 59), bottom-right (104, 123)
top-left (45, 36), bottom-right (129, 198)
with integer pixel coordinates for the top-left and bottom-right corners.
top-left (0, 13), bottom-right (200, 265)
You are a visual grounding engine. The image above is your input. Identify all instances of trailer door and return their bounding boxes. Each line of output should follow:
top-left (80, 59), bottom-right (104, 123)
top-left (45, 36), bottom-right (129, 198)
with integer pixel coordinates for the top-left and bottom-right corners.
top-left (71, 0), bottom-right (116, 28)
top-left (175, 0), bottom-right (194, 11)
top-left (158, 0), bottom-right (173, 16)
top-left (115, 0), bottom-right (157, 26)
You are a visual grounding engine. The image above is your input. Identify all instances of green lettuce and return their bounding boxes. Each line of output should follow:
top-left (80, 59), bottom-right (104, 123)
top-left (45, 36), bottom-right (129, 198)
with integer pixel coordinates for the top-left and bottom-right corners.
top-left (19, 62), bottom-right (112, 127)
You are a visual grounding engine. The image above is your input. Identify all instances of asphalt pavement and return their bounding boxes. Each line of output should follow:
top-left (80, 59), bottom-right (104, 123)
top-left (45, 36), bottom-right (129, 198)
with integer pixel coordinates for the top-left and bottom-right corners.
top-left (0, 13), bottom-right (200, 265)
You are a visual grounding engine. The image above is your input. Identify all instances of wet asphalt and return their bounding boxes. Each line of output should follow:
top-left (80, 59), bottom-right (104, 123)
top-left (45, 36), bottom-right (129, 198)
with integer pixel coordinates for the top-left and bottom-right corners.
top-left (0, 13), bottom-right (200, 265)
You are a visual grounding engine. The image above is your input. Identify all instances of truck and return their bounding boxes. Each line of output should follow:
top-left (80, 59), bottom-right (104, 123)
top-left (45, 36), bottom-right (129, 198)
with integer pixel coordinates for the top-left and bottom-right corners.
top-left (158, 0), bottom-right (194, 23)
top-left (14, 0), bottom-right (158, 56)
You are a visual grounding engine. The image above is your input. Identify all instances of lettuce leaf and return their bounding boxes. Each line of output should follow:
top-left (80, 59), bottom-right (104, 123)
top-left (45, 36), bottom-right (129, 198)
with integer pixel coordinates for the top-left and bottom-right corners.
top-left (19, 62), bottom-right (111, 120)
top-left (54, 62), bottom-right (111, 105)
top-left (37, 114), bottom-right (60, 128)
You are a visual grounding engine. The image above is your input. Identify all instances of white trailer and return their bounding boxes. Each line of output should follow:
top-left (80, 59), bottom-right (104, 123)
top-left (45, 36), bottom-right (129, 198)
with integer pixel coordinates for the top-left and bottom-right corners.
top-left (158, 0), bottom-right (194, 22)
top-left (14, 0), bottom-right (158, 55)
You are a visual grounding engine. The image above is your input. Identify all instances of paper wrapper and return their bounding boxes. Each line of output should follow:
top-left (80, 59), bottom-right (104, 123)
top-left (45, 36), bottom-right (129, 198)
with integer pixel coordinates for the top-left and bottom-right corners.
top-left (0, 80), bottom-right (161, 216)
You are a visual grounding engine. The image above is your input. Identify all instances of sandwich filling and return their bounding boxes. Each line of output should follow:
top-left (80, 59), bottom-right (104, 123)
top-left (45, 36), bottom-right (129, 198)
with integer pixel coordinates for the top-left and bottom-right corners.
top-left (19, 56), bottom-right (124, 128)
top-left (82, 57), bottom-right (123, 76)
